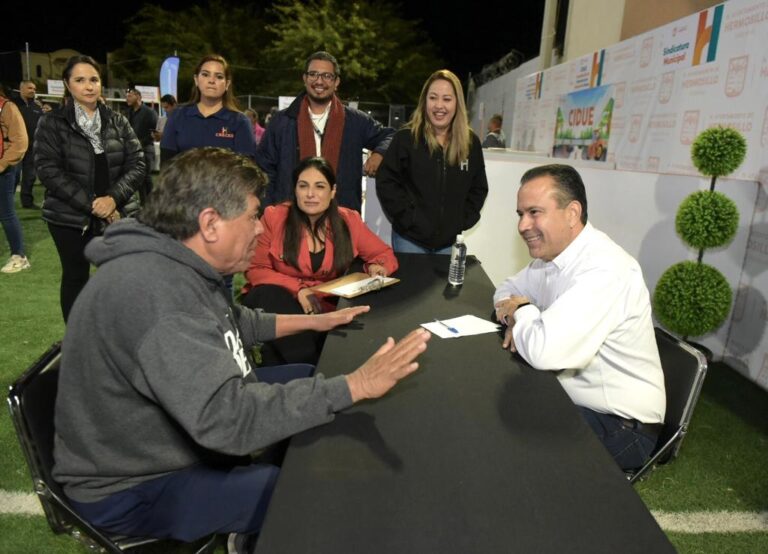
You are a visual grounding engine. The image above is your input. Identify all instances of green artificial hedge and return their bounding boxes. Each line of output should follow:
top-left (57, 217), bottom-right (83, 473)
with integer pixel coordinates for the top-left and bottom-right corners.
top-left (691, 126), bottom-right (747, 177)
top-left (676, 190), bottom-right (739, 250)
top-left (654, 261), bottom-right (733, 337)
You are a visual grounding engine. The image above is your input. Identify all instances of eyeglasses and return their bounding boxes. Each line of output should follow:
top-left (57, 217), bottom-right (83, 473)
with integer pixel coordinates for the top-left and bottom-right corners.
top-left (305, 71), bottom-right (337, 82)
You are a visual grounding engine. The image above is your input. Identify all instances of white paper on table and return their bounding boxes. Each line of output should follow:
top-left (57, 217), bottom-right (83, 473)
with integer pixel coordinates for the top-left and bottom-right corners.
top-left (329, 276), bottom-right (397, 297)
top-left (421, 315), bottom-right (501, 339)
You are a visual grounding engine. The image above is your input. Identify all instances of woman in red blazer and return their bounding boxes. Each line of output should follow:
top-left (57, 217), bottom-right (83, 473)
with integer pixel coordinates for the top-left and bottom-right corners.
top-left (242, 156), bottom-right (398, 365)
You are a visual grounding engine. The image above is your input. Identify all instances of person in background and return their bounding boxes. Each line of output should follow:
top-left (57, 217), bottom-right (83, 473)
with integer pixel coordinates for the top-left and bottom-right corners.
top-left (0, 83), bottom-right (30, 273)
top-left (376, 69), bottom-right (488, 254)
top-left (13, 80), bottom-right (43, 209)
top-left (52, 147), bottom-right (429, 553)
top-left (35, 55), bottom-right (145, 321)
top-left (125, 87), bottom-right (158, 201)
top-left (493, 164), bottom-right (665, 472)
top-left (243, 156), bottom-right (398, 366)
top-left (245, 109), bottom-right (265, 146)
top-left (151, 94), bottom-right (177, 142)
top-left (256, 51), bottom-right (394, 212)
top-left (41, 103), bottom-right (54, 114)
top-left (482, 114), bottom-right (506, 148)
top-left (160, 54), bottom-right (255, 165)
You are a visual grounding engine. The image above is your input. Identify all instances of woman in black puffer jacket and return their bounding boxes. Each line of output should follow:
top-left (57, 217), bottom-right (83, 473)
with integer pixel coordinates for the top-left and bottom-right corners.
top-left (35, 55), bottom-right (145, 321)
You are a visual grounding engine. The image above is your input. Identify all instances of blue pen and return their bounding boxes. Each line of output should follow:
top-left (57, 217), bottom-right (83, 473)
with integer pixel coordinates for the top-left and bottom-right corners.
top-left (433, 318), bottom-right (459, 334)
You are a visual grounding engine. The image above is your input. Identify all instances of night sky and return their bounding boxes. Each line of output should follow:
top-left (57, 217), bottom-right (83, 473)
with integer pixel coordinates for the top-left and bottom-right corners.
top-left (2, 1), bottom-right (544, 84)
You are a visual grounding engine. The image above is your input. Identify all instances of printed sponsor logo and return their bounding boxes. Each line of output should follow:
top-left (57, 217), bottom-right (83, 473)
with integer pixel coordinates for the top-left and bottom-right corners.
top-left (648, 113), bottom-right (677, 129)
top-left (647, 156), bottom-right (660, 171)
top-left (614, 82), bottom-right (626, 108)
top-left (658, 72), bottom-right (674, 103)
top-left (663, 42), bottom-right (690, 65)
top-left (762, 106), bottom-right (768, 147)
top-left (629, 115), bottom-right (643, 143)
top-left (215, 127), bottom-right (235, 138)
top-left (724, 3), bottom-right (768, 33)
top-left (640, 37), bottom-right (654, 68)
top-left (682, 66), bottom-right (719, 90)
top-left (680, 110), bottom-right (700, 144)
top-left (725, 55), bottom-right (749, 97)
top-left (693, 4), bottom-right (724, 65)
top-left (708, 111), bottom-right (753, 134)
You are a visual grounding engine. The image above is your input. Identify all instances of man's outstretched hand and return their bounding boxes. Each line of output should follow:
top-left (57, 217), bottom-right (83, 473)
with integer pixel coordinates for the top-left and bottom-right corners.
top-left (346, 328), bottom-right (431, 402)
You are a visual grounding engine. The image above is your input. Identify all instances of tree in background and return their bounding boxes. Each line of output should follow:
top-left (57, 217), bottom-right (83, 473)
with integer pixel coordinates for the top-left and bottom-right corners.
top-left (111, 0), bottom-right (443, 104)
top-left (265, 0), bottom-right (443, 102)
top-left (110, 1), bottom-right (270, 102)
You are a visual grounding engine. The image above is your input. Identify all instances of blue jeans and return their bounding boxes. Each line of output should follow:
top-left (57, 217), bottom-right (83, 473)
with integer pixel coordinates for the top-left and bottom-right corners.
top-left (578, 406), bottom-right (658, 471)
top-left (391, 229), bottom-right (451, 254)
top-left (70, 463), bottom-right (280, 542)
top-left (0, 165), bottom-right (24, 256)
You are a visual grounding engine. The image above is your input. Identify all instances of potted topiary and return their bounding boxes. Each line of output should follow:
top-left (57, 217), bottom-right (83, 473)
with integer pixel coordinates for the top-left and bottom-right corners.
top-left (652, 126), bottom-right (747, 348)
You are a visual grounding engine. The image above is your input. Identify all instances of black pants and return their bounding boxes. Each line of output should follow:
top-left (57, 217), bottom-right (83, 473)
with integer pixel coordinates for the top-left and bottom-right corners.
top-left (139, 146), bottom-right (155, 203)
top-left (18, 147), bottom-right (36, 207)
top-left (48, 223), bottom-right (95, 322)
top-left (241, 285), bottom-right (325, 366)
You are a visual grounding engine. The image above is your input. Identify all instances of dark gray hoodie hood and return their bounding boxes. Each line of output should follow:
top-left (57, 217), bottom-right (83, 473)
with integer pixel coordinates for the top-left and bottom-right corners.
top-left (85, 218), bottom-right (223, 285)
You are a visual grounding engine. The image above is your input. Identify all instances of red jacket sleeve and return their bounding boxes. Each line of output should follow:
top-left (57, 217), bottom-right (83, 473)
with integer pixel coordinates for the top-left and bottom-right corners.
top-left (341, 208), bottom-right (399, 276)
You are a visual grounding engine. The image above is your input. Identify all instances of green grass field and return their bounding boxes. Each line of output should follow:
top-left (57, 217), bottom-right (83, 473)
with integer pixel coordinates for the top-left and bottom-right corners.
top-left (1, 184), bottom-right (767, 553)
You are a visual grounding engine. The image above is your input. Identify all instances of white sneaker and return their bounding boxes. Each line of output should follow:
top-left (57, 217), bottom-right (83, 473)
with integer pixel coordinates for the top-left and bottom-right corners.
top-left (1, 255), bottom-right (31, 274)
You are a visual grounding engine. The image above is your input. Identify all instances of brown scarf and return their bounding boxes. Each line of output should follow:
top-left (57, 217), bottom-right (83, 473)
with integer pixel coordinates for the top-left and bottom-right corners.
top-left (297, 94), bottom-right (345, 174)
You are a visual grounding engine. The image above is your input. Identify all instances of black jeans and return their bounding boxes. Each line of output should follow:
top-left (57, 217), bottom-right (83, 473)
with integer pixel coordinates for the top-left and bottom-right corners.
top-left (241, 285), bottom-right (325, 366)
top-left (48, 223), bottom-right (95, 322)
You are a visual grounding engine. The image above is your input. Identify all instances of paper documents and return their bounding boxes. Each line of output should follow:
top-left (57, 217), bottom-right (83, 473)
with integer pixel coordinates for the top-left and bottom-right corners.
top-left (328, 276), bottom-right (398, 298)
top-left (422, 315), bottom-right (501, 339)
top-left (310, 272), bottom-right (400, 298)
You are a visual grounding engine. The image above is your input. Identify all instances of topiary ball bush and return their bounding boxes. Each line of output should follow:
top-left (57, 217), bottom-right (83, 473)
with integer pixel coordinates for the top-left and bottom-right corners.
top-left (676, 190), bottom-right (739, 249)
top-left (653, 261), bottom-right (732, 337)
top-left (691, 126), bottom-right (747, 177)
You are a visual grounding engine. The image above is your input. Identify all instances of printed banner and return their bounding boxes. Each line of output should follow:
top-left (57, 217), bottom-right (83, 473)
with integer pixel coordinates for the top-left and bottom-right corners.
top-left (510, 0), bottom-right (767, 181)
top-left (159, 56), bottom-right (180, 112)
top-left (552, 85), bottom-right (614, 161)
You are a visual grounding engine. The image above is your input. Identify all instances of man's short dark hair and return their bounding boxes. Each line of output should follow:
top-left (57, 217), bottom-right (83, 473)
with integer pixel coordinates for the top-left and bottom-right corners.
top-left (160, 94), bottom-right (177, 105)
top-left (520, 164), bottom-right (588, 224)
top-left (139, 148), bottom-right (267, 240)
top-left (304, 51), bottom-right (340, 76)
top-left (490, 114), bottom-right (503, 125)
top-left (126, 87), bottom-right (141, 97)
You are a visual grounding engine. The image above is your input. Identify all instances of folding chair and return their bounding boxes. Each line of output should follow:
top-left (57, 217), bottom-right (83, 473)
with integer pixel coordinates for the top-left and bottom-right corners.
top-left (7, 343), bottom-right (216, 553)
top-left (628, 327), bottom-right (708, 484)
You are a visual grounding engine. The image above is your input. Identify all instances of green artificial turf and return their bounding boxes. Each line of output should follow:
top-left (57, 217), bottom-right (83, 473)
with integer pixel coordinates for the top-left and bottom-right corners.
top-left (1, 184), bottom-right (767, 553)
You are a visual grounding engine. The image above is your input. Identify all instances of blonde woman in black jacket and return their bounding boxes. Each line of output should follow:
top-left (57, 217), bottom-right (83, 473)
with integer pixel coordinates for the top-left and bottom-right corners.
top-left (35, 55), bottom-right (145, 321)
top-left (376, 69), bottom-right (488, 253)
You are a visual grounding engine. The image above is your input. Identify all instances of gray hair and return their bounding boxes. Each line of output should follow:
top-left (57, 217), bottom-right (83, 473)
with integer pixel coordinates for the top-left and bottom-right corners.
top-left (139, 148), bottom-right (266, 240)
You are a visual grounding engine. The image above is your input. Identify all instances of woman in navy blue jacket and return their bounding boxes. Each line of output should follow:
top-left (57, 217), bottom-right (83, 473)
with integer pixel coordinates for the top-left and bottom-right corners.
top-left (160, 54), bottom-right (256, 164)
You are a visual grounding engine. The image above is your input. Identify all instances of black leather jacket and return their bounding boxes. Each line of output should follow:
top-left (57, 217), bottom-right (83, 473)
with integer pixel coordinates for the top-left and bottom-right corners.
top-left (35, 101), bottom-right (145, 230)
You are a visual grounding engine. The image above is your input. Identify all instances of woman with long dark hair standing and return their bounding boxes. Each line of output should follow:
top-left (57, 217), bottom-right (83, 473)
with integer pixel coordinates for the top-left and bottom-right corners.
top-left (243, 156), bottom-right (397, 365)
top-left (35, 55), bottom-right (144, 321)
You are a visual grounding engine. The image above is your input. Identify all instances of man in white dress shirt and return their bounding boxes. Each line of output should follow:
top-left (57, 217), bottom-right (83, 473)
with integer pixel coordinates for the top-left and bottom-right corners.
top-left (493, 164), bottom-right (665, 471)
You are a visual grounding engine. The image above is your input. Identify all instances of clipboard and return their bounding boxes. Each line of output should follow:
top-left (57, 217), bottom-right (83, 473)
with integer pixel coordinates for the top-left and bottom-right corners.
top-left (310, 272), bottom-right (400, 298)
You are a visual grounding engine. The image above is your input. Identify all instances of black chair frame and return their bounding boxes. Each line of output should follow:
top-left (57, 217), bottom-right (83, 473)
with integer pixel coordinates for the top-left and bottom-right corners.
top-left (629, 327), bottom-right (708, 483)
top-left (7, 342), bottom-right (215, 553)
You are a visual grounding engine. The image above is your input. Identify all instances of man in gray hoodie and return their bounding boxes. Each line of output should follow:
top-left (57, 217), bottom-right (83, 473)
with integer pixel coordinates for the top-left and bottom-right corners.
top-left (53, 147), bottom-right (429, 548)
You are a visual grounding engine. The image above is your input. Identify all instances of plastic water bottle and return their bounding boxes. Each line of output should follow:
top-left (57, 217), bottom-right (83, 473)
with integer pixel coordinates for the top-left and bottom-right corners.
top-left (448, 234), bottom-right (467, 286)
